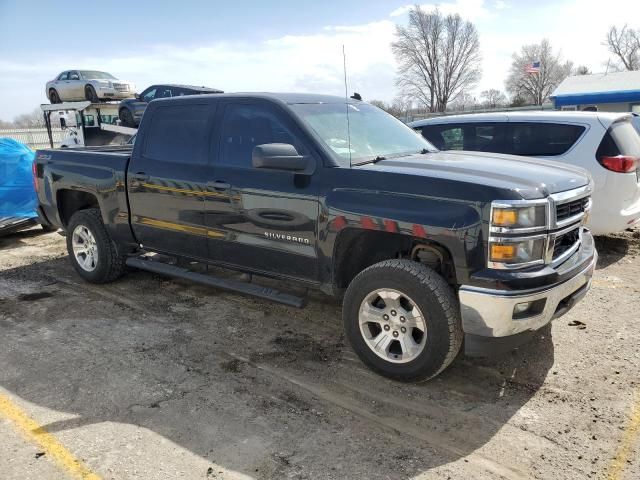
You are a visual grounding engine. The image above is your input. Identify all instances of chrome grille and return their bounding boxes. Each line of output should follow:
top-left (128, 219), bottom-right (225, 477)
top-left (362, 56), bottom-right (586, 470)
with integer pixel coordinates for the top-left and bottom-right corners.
top-left (113, 83), bottom-right (129, 92)
top-left (556, 197), bottom-right (589, 222)
top-left (552, 227), bottom-right (580, 261)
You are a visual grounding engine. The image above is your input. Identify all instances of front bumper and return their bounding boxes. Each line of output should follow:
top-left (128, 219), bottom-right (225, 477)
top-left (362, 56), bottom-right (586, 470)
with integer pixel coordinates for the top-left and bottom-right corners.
top-left (458, 232), bottom-right (597, 339)
top-left (97, 87), bottom-right (134, 99)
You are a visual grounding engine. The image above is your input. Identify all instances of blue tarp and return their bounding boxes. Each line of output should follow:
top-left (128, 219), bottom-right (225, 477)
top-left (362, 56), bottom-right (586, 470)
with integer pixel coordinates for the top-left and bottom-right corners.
top-left (0, 138), bottom-right (37, 219)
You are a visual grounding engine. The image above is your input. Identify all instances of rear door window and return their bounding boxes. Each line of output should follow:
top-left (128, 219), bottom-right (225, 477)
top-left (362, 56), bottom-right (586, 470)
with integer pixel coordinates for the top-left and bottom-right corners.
top-left (421, 123), bottom-right (509, 152)
top-left (144, 104), bottom-right (211, 165)
top-left (158, 87), bottom-right (173, 98)
top-left (421, 125), bottom-right (464, 150)
top-left (509, 122), bottom-right (585, 156)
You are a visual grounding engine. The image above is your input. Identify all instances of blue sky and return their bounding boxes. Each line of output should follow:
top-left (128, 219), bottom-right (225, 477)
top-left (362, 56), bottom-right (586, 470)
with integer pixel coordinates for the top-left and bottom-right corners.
top-left (0, 0), bottom-right (637, 120)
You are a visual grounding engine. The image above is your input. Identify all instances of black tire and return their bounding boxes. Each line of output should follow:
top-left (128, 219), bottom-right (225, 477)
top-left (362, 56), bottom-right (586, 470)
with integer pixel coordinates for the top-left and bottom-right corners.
top-left (49, 89), bottom-right (61, 104)
top-left (85, 85), bottom-right (99, 102)
top-left (66, 209), bottom-right (126, 283)
top-left (343, 259), bottom-right (462, 382)
top-left (119, 108), bottom-right (136, 127)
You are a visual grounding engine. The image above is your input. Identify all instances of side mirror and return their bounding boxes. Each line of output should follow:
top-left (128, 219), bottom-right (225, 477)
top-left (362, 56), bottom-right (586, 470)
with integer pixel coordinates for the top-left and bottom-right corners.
top-left (252, 143), bottom-right (310, 172)
top-left (135, 93), bottom-right (141, 100)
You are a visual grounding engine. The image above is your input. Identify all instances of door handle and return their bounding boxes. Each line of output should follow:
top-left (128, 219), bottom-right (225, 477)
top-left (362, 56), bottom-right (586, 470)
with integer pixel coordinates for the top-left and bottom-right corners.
top-left (131, 172), bottom-right (149, 182)
top-left (208, 180), bottom-right (231, 190)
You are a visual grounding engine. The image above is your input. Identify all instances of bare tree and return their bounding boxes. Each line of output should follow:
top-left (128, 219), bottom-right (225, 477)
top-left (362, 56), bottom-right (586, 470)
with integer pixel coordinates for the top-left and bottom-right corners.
top-left (448, 91), bottom-right (476, 111)
top-left (604, 25), bottom-right (640, 71)
top-left (12, 108), bottom-right (46, 128)
top-left (505, 39), bottom-right (573, 106)
top-left (574, 65), bottom-right (591, 75)
top-left (369, 100), bottom-right (388, 110)
top-left (392, 6), bottom-right (481, 112)
top-left (370, 96), bottom-right (413, 119)
top-left (480, 89), bottom-right (507, 108)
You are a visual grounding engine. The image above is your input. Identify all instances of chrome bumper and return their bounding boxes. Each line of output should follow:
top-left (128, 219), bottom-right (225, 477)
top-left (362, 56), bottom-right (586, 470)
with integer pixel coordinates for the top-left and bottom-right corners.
top-left (458, 251), bottom-right (597, 338)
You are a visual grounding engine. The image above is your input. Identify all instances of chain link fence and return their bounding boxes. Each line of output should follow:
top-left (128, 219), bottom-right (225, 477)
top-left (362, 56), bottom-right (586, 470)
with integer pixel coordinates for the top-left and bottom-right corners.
top-left (0, 128), bottom-right (64, 150)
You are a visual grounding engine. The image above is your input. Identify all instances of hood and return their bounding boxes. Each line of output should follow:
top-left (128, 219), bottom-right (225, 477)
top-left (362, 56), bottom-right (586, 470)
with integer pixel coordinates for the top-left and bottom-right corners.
top-left (358, 150), bottom-right (591, 200)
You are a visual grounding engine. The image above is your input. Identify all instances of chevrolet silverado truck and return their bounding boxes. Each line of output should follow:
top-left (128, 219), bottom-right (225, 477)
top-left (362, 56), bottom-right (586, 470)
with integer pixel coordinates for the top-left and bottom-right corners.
top-left (34, 93), bottom-right (597, 381)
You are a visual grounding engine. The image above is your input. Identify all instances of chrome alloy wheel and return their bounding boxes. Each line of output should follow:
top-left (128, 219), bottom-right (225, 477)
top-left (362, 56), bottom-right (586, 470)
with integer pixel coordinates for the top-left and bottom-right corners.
top-left (358, 288), bottom-right (427, 364)
top-left (72, 225), bottom-right (98, 272)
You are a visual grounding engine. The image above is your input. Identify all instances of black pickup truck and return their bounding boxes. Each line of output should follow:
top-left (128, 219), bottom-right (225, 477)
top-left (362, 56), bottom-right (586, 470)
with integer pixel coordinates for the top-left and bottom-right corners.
top-left (34, 93), bottom-right (597, 381)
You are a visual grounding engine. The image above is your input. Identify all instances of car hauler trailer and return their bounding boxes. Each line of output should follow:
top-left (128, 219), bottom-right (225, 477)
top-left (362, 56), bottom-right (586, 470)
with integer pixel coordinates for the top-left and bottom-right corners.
top-left (41, 101), bottom-right (137, 148)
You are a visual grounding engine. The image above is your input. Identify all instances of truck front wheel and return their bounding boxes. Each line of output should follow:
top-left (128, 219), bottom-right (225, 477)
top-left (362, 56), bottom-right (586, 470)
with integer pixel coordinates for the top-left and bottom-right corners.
top-left (66, 209), bottom-right (126, 283)
top-left (343, 259), bottom-right (462, 382)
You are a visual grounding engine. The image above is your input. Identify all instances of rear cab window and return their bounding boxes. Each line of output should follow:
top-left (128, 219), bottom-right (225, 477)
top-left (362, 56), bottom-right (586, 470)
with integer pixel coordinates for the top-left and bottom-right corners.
top-left (144, 104), bottom-right (211, 164)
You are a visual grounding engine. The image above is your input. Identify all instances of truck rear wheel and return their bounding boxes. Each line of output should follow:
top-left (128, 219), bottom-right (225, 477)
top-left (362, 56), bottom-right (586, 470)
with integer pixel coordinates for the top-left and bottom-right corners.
top-left (66, 209), bottom-right (126, 283)
top-left (342, 259), bottom-right (462, 382)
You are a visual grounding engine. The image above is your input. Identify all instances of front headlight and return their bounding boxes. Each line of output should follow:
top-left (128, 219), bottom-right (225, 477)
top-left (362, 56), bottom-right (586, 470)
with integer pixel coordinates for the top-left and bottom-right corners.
top-left (488, 199), bottom-right (550, 269)
top-left (491, 204), bottom-right (547, 230)
top-left (489, 237), bottom-right (546, 267)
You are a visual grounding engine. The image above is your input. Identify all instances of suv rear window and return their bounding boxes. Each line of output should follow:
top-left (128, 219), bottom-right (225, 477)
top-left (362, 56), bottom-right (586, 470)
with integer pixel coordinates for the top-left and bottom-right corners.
top-left (510, 123), bottom-right (585, 156)
top-left (596, 120), bottom-right (640, 158)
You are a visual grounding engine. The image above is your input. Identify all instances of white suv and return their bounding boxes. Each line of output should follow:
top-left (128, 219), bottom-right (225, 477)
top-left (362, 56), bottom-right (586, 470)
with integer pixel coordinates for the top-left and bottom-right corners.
top-left (409, 111), bottom-right (640, 235)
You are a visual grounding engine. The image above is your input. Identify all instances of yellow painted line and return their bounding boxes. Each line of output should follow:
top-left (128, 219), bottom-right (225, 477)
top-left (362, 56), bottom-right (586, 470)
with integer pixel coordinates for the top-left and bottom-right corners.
top-left (138, 216), bottom-right (224, 238)
top-left (141, 182), bottom-right (225, 198)
top-left (607, 392), bottom-right (640, 480)
top-left (0, 392), bottom-right (101, 479)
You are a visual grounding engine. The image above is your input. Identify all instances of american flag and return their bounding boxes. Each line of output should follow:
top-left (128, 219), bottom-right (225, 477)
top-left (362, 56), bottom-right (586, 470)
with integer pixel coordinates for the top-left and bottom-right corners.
top-left (525, 61), bottom-right (541, 74)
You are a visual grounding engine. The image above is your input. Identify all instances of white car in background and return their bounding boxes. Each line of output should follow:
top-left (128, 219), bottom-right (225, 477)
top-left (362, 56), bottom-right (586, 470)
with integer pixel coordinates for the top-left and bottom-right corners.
top-left (409, 111), bottom-right (640, 235)
top-left (46, 70), bottom-right (136, 103)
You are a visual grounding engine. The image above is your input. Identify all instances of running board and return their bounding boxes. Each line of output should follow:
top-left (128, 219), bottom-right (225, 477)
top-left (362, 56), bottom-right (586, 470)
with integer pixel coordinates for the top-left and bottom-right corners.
top-left (126, 257), bottom-right (307, 308)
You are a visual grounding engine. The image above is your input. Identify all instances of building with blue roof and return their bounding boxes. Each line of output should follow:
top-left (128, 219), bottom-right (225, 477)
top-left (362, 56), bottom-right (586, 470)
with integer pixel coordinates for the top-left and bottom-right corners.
top-left (551, 70), bottom-right (640, 113)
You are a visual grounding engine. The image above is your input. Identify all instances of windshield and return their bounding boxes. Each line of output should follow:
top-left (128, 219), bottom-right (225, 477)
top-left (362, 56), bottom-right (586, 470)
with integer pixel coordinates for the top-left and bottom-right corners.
top-left (290, 103), bottom-right (435, 166)
top-left (79, 70), bottom-right (117, 80)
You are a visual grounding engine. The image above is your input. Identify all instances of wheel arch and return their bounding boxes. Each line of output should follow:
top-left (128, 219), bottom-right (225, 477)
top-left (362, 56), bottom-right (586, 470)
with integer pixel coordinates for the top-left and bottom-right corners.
top-left (56, 189), bottom-right (100, 228)
top-left (331, 227), bottom-right (457, 290)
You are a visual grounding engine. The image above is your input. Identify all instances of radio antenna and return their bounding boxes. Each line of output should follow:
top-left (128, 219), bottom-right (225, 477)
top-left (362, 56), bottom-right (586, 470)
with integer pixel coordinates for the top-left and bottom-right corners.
top-left (343, 45), bottom-right (352, 168)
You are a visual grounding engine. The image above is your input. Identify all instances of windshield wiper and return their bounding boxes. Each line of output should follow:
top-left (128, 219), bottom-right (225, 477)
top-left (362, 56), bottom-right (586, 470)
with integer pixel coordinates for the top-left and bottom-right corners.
top-left (351, 149), bottom-right (431, 167)
top-left (352, 155), bottom-right (386, 166)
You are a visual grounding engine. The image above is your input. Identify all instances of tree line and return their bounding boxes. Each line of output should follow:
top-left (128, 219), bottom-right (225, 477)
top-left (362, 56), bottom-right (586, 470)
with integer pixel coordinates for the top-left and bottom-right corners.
top-left (0, 108), bottom-right (46, 129)
top-left (372, 5), bottom-right (640, 117)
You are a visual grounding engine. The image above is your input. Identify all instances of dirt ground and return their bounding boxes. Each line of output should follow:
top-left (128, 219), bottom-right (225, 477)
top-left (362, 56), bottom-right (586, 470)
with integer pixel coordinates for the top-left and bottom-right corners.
top-left (0, 227), bottom-right (638, 480)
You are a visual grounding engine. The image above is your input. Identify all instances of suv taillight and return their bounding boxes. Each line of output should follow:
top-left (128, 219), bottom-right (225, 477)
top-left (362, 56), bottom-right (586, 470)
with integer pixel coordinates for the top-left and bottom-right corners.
top-left (600, 155), bottom-right (638, 173)
top-left (32, 160), bottom-right (39, 193)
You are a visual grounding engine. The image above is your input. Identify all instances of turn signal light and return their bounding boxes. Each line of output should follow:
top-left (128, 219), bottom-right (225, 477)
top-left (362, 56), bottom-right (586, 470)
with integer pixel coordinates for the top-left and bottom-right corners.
top-left (492, 209), bottom-right (518, 226)
top-left (490, 244), bottom-right (516, 260)
top-left (600, 155), bottom-right (638, 173)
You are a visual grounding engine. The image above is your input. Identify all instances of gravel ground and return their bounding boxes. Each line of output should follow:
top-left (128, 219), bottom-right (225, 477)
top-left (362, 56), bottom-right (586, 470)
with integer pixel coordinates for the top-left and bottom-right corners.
top-left (0, 227), bottom-right (638, 480)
